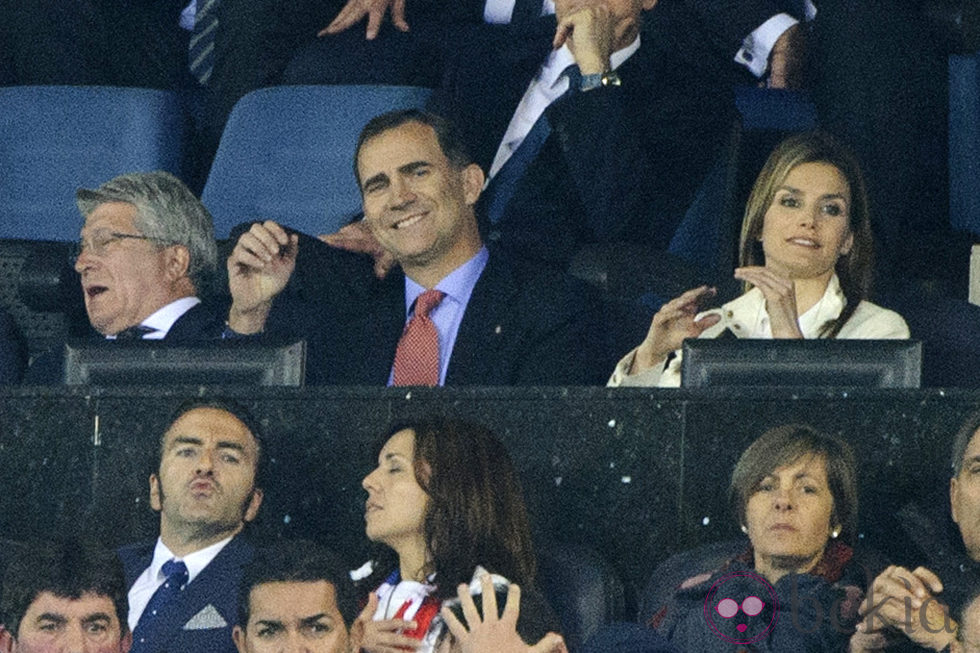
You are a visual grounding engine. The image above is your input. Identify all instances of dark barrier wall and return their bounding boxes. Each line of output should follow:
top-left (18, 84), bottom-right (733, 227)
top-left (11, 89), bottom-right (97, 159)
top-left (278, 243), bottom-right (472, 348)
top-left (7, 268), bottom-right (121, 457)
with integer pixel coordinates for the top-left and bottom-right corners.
top-left (1, 387), bottom-right (977, 607)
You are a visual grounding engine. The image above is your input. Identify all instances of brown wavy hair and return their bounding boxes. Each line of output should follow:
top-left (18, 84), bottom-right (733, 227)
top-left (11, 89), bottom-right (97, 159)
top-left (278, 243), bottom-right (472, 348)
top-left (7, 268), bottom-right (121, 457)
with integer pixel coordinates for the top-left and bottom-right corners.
top-left (738, 131), bottom-right (875, 338)
top-left (385, 417), bottom-right (537, 598)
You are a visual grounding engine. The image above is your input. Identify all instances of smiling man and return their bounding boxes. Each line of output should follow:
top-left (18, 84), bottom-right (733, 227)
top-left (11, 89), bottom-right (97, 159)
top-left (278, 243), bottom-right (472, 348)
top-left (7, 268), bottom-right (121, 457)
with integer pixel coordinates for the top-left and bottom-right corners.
top-left (0, 542), bottom-right (131, 653)
top-left (225, 109), bottom-right (606, 386)
top-left (117, 399), bottom-right (264, 653)
top-left (73, 171), bottom-right (223, 340)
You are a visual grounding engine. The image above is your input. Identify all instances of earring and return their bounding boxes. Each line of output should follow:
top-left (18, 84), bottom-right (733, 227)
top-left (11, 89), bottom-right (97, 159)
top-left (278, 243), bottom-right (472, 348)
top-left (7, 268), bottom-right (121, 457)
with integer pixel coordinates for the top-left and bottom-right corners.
top-left (831, 528), bottom-right (840, 539)
top-left (741, 524), bottom-right (749, 534)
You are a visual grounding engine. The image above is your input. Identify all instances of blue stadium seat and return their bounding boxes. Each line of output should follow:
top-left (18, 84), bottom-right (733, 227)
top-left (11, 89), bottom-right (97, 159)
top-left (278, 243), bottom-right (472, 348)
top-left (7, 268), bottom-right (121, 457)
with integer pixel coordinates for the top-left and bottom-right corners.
top-left (0, 86), bottom-right (186, 241)
top-left (949, 51), bottom-right (980, 238)
top-left (202, 85), bottom-right (433, 239)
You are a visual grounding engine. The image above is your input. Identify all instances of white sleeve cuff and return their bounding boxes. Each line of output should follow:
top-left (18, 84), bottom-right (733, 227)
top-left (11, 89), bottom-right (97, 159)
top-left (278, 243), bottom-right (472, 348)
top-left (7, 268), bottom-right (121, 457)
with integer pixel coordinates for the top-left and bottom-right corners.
top-left (734, 13), bottom-right (799, 78)
top-left (607, 349), bottom-right (668, 387)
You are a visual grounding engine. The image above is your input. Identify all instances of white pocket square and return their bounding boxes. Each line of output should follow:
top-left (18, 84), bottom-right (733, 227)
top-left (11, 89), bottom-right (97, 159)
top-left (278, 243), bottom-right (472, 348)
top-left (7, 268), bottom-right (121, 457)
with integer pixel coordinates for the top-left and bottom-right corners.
top-left (183, 604), bottom-right (228, 630)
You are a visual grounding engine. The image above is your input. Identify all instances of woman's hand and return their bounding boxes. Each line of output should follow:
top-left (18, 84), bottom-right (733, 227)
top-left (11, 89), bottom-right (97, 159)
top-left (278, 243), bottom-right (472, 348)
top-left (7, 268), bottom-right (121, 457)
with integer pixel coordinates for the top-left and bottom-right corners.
top-left (350, 591), bottom-right (422, 653)
top-left (734, 267), bottom-right (804, 339)
top-left (630, 286), bottom-right (720, 375)
top-left (853, 566), bottom-right (955, 652)
top-left (440, 575), bottom-right (567, 653)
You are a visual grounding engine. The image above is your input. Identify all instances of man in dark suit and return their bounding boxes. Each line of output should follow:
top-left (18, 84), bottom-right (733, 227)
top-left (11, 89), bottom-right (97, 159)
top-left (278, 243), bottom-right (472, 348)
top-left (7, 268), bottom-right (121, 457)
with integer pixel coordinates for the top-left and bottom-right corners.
top-left (226, 109), bottom-right (606, 385)
top-left (0, 541), bottom-right (132, 653)
top-left (118, 399), bottom-right (264, 653)
top-left (24, 171), bottom-right (225, 383)
top-left (73, 171), bottom-right (225, 341)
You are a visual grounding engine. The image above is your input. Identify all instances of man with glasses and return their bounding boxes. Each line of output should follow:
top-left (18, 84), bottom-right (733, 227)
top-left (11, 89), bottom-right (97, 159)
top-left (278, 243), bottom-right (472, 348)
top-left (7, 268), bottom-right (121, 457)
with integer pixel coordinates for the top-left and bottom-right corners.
top-left (71, 171), bottom-right (223, 341)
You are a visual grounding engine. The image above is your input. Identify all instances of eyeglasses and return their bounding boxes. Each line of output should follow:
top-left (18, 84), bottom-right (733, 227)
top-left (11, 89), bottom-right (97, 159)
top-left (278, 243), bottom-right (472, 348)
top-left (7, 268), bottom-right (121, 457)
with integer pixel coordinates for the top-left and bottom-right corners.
top-left (70, 230), bottom-right (177, 264)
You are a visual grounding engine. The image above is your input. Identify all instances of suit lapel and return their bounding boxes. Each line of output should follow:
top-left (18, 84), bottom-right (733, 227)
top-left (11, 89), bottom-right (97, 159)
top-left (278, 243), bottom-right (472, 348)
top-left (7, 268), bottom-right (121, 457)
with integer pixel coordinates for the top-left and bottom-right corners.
top-left (446, 255), bottom-right (519, 384)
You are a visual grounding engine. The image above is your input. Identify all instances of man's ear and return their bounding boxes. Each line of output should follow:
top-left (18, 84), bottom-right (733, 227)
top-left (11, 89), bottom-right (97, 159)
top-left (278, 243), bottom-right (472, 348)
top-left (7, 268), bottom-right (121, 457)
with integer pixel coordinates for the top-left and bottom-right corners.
top-left (243, 488), bottom-right (264, 523)
top-left (952, 476), bottom-right (961, 526)
top-left (462, 164), bottom-right (485, 206)
top-left (232, 625), bottom-right (247, 653)
top-left (119, 629), bottom-right (133, 653)
top-left (149, 473), bottom-right (162, 512)
top-left (0, 625), bottom-right (15, 653)
top-left (165, 245), bottom-right (191, 282)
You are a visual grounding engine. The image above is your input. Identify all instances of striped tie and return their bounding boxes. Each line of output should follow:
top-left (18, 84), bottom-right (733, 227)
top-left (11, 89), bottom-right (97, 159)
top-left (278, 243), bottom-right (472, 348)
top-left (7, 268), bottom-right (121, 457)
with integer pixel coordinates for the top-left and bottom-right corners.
top-left (189, 0), bottom-right (220, 85)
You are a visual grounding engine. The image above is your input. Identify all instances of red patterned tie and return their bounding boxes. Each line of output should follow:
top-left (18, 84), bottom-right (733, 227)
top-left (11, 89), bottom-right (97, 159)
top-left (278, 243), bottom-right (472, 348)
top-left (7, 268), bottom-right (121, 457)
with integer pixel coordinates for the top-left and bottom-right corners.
top-left (393, 289), bottom-right (445, 386)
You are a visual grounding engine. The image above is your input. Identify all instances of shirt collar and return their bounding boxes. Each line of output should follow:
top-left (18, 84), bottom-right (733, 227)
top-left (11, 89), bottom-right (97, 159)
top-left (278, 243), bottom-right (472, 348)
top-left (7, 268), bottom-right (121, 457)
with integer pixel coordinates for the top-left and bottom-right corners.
top-left (151, 534), bottom-right (234, 584)
top-left (539, 35), bottom-right (641, 90)
top-left (404, 247), bottom-right (489, 314)
top-left (107, 297), bottom-right (200, 340)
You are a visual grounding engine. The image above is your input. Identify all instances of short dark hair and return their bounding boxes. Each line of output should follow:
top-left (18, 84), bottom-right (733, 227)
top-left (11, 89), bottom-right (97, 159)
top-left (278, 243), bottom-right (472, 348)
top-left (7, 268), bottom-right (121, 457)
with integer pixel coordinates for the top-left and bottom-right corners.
top-left (381, 417), bottom-right (537, 599)
top-left (730, 424), bottom-right (859, 542)
top-left (237, 541), bottom-right (357, 627)
top-left (951, 408), bottom-right (980, 477)
top-left (353, 109), bottom-right (473, 186)
top-left (0, 540), bottom-right (128, 638)
top-left (158, 397), bottom-right (266, 489)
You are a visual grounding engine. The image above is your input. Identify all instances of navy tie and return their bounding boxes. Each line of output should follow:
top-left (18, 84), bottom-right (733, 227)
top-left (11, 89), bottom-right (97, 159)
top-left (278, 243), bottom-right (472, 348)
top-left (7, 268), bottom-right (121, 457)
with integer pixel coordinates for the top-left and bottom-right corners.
top-left (511, 0), bottom-right (543, 24)
top-left (483, 65), bottom-right (580, 225)
top-left (189, 0), bottom-right (220, 84)
top-left (131, 559), bottom-right (188, 653)
top-left (114, 325), bottom-right (157, 340)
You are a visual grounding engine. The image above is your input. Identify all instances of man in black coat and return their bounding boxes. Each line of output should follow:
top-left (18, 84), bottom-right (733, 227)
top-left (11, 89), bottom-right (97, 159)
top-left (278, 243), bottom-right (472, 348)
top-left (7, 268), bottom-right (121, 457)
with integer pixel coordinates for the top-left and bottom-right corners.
top-left (226, 109), bottom-right (607, 385)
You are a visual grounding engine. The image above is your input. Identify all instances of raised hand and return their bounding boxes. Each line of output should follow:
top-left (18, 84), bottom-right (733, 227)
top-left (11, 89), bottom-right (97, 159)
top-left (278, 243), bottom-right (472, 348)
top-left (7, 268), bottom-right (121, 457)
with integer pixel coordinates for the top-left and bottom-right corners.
top-left (630, 285), bottom-right (720, 376)
top-left (319, 0), bottom-right (409, 40)
top-left (319, 221), bottom-right (396, 279)
top-left (552, 0), bottom-right (617, 75)
top-left (227, 220), bottom-right (298, 334)
top-left (440, 575), bottom-right (566, 653)
top-left (733, 266), bottom-right (804, 339)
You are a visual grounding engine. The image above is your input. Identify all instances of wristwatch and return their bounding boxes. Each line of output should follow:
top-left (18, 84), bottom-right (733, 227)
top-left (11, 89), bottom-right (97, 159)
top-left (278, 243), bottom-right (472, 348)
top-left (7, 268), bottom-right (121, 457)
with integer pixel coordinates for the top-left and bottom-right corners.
top-left (580, 70), bottom-right (623, 92)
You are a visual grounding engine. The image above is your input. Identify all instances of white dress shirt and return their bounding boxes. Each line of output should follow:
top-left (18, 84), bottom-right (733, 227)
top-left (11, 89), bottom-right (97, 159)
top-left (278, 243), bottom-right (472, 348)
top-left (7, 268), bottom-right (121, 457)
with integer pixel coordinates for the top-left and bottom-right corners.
top-left (127, 535), bottom-right (234, 631)
top-left (107, 297), bottom-right (200, 340)
top-left (483, 0), bottom-right (555, 24)
top-left (735, 1), bottom-right (818, 77)
top-left (487, 37), bottom-right (640, 181)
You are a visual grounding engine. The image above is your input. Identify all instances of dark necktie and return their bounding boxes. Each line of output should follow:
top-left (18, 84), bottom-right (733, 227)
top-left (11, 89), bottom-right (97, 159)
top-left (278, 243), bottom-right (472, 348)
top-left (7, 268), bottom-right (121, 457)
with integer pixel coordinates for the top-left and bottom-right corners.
top-left (483, 64), bottom-right (580, 224)
top-left (510, 0), bottom-right (543, 24)
top-left (392, 289), bottom-right (445, 386)
top-left (189, 0), bottom-right (220, 85)
top-left (115, 325), bottom-right (157, 340)
top-left (131, 559), bottom-right (189, 653)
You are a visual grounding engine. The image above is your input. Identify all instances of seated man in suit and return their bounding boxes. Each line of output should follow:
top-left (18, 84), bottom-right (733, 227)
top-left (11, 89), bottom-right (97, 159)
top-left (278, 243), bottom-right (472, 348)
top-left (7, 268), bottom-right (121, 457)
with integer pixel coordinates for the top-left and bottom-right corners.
top-left (0, 541), bottom-right (131, 653)
top-left (428, 0), bottom-right (739, 269)
top-left (850, 410), bottom-right (980, 651)
top-left (226, 109), bottom-right (606, 386)
top-left (232, 541), bottom-right (357, 653)
top-left (24, 171), bottom-right (224, 383)
top-left (119, 398), bottom-right (264, 653)
top-left (73, 171), bottom-right (223, 341)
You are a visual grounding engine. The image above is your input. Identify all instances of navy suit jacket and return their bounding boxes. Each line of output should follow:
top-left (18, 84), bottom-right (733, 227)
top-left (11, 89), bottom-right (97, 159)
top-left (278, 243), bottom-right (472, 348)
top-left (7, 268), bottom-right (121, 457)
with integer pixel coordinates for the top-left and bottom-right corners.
top-left (431, 13), bottom-right (737, 268)
top-left (260, 233), bottom-right (609, 386)
top-left (118, 535), bottom-right (253, 653)
top-left (23, 300), bottom-right (227, 385)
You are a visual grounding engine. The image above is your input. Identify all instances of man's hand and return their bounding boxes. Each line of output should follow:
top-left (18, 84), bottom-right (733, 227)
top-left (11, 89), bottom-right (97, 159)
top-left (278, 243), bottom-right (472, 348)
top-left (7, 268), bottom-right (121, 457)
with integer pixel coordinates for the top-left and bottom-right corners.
top-left (319, 0), bottom-right (409, 40)
top-left (854, 566), bottom-right (956, 652)
top-left (440, 574), bottom-right (567, 653)
top-left (319, 221), bottom-right (396, 279)
top-left (227, 220), bottom-right (298, 334)
top-left (552, 0), bottom-right (619, 75)
top-left (767, 23), bottom-right (807, 89)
